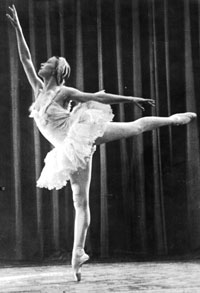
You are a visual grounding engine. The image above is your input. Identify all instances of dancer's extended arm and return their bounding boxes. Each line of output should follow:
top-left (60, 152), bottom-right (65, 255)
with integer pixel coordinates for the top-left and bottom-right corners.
top-left (65, 88), bottom-right (155, 111)
top-left (6, 5), bottom-right (43, 94)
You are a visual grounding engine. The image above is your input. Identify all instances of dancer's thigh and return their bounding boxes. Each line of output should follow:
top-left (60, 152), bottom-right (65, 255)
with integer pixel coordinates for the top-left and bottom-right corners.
top-left (69, 157), bottom-right (93, 196)
top-left (96, 121), bottom-right (140, 145)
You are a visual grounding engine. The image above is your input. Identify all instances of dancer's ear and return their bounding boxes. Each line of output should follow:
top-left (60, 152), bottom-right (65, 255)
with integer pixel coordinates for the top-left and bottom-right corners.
top-left (51, 69), bottom-right (60, 84)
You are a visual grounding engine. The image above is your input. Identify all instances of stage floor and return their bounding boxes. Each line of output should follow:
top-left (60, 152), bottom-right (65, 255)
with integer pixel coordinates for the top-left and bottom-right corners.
top-left (0, 261), bottom-right (199, 292)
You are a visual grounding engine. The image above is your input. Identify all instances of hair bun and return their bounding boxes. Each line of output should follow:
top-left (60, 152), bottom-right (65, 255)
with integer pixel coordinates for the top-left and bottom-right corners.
top-left (56, 57), bottom-right (71, 84)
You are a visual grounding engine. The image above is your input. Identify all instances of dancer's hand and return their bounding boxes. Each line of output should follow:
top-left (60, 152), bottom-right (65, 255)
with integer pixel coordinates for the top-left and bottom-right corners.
top-left (6, 5), bottom-right (21, 30)
top-left (133, 98), bottom-right (155, 111)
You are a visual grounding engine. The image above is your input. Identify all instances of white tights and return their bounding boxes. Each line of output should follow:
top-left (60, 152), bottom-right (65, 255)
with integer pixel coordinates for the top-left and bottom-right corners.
top-left (70, 158), bottom-right (92, 257)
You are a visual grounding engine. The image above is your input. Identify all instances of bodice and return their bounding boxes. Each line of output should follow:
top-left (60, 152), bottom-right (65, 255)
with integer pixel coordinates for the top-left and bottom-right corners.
top-left (29, 89), bottom-right (71, 146)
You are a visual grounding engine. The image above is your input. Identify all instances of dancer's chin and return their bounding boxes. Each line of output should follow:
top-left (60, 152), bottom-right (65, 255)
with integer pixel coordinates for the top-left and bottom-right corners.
top-left (38, 70), bottom-right (43, 77)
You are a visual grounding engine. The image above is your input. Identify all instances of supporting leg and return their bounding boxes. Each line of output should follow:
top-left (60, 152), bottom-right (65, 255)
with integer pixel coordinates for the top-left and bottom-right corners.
top-left (69, 157), bottom-right (92, 281)
top-left (96, 112), bottom-right (196, 144)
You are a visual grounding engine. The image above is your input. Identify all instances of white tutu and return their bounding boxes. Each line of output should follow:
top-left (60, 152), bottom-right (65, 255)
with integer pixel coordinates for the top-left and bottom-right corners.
top-left (30, 100), bottom-right (114, 190)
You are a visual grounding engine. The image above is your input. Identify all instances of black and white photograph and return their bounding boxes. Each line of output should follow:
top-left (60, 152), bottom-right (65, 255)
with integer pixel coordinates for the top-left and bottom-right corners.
top-left (0, 0), bottom-right (200, 292)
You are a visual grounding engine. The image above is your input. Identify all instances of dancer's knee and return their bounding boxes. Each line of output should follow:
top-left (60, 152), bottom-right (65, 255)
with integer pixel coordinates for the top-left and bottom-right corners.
top-left (73, 193), bottom-right (90, 228)
top-left (73, 193), bottom-right (89, 210)
top-left (132, 121), bottom-right (144, 135)
top-left (133, 117), bottom-right (156, 134)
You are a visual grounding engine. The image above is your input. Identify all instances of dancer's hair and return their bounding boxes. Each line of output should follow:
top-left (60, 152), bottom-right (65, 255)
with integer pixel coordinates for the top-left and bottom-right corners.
top-left (55, 56), bottom-right (71, 85)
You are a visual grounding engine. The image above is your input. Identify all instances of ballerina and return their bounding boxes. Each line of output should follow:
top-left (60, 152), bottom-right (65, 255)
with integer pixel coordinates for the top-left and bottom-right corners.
top-left (7, 4), bottom-right (196, 282)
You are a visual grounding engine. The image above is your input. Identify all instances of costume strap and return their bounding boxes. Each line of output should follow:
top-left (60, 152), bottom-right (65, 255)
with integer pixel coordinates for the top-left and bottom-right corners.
top-left (43, 86), bottom-right (63, 113)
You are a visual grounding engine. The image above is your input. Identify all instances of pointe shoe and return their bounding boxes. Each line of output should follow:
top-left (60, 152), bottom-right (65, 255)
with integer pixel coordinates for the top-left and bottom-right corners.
top-left (71, 252), bottom-right (89, 281)
top-left (170, 112), bottom-right (197, 125)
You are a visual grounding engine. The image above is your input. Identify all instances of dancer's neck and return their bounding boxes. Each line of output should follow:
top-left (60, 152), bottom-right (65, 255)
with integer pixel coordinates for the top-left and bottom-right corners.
top-left (42, 77), bottom-right (59, 92)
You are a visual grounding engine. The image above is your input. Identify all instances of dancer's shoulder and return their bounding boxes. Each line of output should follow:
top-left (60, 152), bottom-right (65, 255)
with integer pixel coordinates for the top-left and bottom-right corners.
top-left (60, 86), bottom-right (82, 100)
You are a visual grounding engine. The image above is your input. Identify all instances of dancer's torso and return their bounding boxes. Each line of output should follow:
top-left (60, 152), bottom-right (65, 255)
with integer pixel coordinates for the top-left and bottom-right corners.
top-left (34, 87), bottom-right (69, 110)
top-left (30, 86), bottom-right (73, 146)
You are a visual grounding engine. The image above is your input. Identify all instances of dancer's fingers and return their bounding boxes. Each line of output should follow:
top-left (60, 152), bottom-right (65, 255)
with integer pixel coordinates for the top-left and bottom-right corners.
top-left (8, 7), bottom-right (14, 15)
top-left (6, 14), bottom-right (16, 28)
top-left (136, 103), bottom-right (145, 111)
top-left (6, 14), bottom-right (14, 23)
top-left (148, 99), bottom-right (155, 103)
top-left (12, 4), bottom-right (17, 14)
top-left (147, 100), bottom-right (156, 107)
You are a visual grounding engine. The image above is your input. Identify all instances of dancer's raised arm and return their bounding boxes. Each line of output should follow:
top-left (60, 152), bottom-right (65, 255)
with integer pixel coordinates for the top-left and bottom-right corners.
top-left (65, 88), bottom-right (155, 111)
top-left (6, 5), bottom-right (43, 94)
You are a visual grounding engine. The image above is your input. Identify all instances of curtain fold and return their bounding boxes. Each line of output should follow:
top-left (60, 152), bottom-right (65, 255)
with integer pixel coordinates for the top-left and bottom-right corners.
top-left (97, 0), bottom-right (109, 258)
top-left (115, 0), bottom-right (131, 251)
top-left (148, 0), bottom-right (167, 254)
top-left (164, 0), bottom-right (173, 166)
top-left (75, 0), bottom-right (93, 253)
top-left (8, 20), bottom-right (22, 260)
top-left (184, 0), bottom-right (200, 250)
top-left (44, 0), bottom-right (60, 252)
top-left (58, 0), bottom-right (73, 256)
top-left (131, 0), bottom-right (147, 254)
top-left (28, 0), bottom-right (44, 259)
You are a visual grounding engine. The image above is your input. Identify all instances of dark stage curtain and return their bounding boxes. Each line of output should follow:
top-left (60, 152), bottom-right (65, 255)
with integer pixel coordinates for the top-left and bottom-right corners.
top-left (1, 0), bottom-right (200, 261)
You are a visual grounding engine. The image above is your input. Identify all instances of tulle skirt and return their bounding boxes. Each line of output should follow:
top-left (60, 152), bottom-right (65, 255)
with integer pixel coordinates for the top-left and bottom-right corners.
top-left (36, 101), bottom-right (114, 190)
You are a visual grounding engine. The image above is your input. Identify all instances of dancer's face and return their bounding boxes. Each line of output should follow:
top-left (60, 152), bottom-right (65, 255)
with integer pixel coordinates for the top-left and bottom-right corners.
top-left (38, 57), bottom-right (57, 79)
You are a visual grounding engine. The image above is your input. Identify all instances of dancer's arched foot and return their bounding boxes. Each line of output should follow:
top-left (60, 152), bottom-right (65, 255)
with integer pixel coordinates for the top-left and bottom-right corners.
top-left (170, 112), bottom-right (197, 126)
top-left (71, 249), bottom-right (89, 282)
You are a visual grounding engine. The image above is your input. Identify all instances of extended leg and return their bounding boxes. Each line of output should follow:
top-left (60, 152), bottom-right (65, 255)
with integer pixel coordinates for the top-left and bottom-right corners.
top-left (69, 157), bottom-right (92, 281)
top-left (96, 112), bottom-right (196, 144)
